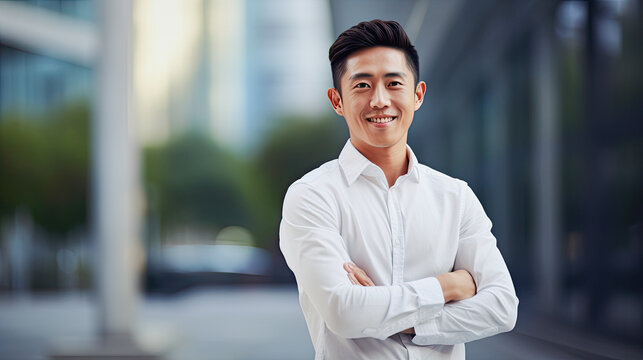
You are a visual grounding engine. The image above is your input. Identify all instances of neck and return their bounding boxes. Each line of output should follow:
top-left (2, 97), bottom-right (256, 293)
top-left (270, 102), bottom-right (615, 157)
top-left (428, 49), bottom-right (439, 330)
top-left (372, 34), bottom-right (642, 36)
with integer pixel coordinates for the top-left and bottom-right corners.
top-left (352, 139), bottom-right (409, 187)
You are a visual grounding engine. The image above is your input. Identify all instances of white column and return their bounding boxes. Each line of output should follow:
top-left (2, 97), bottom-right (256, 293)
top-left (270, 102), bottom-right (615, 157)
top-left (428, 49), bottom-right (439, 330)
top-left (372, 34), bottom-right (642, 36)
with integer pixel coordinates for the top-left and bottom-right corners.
top-left (93, 0), bottom-right (139, 340)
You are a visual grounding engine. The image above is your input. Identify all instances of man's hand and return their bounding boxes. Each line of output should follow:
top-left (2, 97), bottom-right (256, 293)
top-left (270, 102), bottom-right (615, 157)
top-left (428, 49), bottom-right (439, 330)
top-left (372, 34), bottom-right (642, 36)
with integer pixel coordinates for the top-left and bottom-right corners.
top-left (343, 262), bottom-right (374, 286)
top-left (436, 269), bottom-right (476, 302)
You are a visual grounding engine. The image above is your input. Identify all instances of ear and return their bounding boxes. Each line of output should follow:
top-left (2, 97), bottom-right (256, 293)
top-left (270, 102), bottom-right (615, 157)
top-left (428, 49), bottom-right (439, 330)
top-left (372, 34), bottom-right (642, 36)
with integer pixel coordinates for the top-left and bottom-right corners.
top-left (414, 81), bottom-right (427, 111)
top-left (328, 88), bottom-right (344, 116)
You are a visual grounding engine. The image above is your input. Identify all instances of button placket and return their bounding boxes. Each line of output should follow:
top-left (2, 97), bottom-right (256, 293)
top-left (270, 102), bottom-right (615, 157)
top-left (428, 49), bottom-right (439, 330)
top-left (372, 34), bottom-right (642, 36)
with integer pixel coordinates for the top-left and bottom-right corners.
top-left (388, 188), bottom-right (405, 285)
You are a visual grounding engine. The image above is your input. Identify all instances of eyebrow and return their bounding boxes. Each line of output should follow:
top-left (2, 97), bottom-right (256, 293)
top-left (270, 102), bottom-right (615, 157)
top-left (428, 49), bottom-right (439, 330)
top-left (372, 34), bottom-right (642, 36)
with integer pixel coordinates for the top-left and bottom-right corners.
top-left (348, 72), bottom-right (407, 80)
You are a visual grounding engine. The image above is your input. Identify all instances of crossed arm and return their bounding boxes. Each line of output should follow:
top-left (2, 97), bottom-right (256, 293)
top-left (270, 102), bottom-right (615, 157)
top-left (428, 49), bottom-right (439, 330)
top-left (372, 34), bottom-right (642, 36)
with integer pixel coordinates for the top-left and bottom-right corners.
top-left (344, 262), bottom-right (477, 335)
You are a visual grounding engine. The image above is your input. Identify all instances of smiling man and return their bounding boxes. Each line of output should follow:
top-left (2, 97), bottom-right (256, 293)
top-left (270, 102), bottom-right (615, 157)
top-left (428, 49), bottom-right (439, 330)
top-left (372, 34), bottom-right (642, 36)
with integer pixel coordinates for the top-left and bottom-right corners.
top-left (279, 20), bottom-right (518, 359)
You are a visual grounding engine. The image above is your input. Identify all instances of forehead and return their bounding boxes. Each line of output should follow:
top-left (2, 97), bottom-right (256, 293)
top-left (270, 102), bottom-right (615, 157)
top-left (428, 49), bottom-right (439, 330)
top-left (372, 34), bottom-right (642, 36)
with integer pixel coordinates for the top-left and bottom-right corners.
top-left (343, 46), bottom-right (409, 78)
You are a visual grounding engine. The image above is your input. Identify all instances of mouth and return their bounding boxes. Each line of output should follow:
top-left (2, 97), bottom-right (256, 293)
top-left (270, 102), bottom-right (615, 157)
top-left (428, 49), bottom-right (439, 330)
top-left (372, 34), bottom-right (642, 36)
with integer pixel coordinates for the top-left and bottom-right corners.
top-left (366, 116), bottom-right (397, 124)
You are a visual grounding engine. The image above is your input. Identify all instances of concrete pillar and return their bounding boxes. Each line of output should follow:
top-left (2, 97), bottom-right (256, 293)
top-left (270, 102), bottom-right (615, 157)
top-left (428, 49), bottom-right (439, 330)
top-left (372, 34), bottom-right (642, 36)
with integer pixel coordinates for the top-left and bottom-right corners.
top-left (51, 2), bottom-right (164, 358)
top-left (93, 0), bottom-right (139, 340)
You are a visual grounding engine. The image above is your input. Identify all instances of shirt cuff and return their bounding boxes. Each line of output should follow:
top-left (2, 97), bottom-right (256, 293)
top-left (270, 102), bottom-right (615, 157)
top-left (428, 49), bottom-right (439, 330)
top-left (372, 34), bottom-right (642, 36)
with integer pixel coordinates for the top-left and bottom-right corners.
top-left (407, 276), bottom-right (445, 310)
top-left (362, 277), bottom-right (445, 339)
top-left (407, 277), bottom-right (444, 345)
top-left (412, 318), bottom-right (440, 345)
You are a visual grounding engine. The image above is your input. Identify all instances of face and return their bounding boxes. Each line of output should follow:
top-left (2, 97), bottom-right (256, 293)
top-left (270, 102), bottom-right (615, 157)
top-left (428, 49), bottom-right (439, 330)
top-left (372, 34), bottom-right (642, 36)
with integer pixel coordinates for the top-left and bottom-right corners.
top-left (328, 46), bottom-right (426, 153)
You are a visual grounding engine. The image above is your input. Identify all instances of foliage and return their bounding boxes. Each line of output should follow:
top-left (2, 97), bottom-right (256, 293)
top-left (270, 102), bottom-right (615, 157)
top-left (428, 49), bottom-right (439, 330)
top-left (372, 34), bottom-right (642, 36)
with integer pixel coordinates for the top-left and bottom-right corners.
top-left (142, 115), bottom-right (348, 249)
top-left (256, 115), bottom-right (348, 204)
top-left (0, 104), bottom-right (89, 236)
top-left (251, 115), bottom-right (348, 247)
top-left (0, 103), bottom-right (348, 251)
top-left (143, 132), bottom-right (253, 234)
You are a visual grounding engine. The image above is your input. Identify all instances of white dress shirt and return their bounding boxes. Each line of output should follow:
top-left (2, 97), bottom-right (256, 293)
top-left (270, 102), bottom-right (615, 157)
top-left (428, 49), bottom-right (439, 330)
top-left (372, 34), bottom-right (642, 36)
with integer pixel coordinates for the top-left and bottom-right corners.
top-left (280, 140), bottom-right (518, 359)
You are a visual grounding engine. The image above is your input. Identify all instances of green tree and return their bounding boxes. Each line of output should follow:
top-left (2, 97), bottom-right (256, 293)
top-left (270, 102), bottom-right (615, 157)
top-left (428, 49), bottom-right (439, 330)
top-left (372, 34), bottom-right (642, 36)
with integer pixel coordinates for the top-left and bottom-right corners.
top-left (252, 115), bottom-right (348, 248)
top-left (141, 115), bottom-right (348, 250)
top-left (143, 132), bottom-right (253, 235)
top-left (0, 104), bottom-right (90, 236)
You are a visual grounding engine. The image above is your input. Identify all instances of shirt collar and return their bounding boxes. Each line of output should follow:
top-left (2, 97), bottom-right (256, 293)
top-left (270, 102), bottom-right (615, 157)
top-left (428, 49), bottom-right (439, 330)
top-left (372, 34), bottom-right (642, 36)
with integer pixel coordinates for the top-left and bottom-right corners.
top-left (338, 139), bottom-right (421, 186)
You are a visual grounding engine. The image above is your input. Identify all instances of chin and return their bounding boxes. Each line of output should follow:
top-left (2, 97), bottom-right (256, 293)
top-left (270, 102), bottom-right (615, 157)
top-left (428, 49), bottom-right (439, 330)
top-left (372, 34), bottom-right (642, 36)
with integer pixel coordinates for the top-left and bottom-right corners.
top-left (367, 140), bottom-right (398, 148)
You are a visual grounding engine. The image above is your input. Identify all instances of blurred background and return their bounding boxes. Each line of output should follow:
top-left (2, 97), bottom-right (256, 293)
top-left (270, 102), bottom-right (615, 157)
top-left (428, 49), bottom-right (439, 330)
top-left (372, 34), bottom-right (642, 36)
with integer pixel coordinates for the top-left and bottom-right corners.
top-left (0, 0), bottom-right (641, 359)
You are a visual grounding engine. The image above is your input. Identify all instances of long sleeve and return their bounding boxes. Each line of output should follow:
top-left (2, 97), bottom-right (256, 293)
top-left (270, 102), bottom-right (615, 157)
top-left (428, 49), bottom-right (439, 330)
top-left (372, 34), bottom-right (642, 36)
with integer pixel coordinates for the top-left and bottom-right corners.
top-left (280, 182), bottom-right (445, 340)
top-left (412, 183), bottom-right (519, 345)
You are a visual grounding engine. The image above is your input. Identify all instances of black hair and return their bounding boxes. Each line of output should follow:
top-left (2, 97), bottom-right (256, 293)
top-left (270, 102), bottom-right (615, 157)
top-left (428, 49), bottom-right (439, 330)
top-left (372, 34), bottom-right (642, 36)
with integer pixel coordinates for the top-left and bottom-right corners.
top-left (329, 19), bottom-right (419, 93)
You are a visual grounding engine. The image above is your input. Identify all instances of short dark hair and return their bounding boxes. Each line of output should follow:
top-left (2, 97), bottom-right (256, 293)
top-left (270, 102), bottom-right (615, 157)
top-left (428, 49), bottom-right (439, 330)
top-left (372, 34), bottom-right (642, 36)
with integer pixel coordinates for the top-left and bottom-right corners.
top-left (329, 19), bottom-right (419, 93)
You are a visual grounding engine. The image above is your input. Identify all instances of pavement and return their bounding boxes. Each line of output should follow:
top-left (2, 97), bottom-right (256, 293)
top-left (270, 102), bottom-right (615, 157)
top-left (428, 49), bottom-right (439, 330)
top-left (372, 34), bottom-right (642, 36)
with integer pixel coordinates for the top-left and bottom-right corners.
top-left (0, 286), bottom-right (641, 359)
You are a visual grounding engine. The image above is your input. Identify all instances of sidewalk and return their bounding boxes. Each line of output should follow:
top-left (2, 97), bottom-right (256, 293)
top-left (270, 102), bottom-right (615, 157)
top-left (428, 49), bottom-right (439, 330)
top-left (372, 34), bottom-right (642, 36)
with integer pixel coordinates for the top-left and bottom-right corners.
top-left (0, 286), bottom-right (314, 360)
top-left (1, 286), bottom-right (641, 359)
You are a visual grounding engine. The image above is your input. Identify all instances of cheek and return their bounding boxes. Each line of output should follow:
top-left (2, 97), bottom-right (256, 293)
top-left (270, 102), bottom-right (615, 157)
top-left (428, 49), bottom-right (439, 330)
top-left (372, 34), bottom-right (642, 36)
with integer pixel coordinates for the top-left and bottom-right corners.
top-left (347, 95), bottom-right (369, 109)
top-left (395, 95), bottom-right (417, 112)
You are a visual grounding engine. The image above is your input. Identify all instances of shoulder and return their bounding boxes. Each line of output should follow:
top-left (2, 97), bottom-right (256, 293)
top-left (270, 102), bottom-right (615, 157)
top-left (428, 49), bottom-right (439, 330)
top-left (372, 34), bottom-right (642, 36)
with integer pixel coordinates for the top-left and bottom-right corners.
top-left (282, 159), bottom-right (343, 224)
top-left (416, 163), bottom-right (468, 195)
top-left (295, 159), bottom-right (342, 187)
top-left (283, 159), bottom-right (343, 207)
top-left (415, 164), bottom-right (483, 220)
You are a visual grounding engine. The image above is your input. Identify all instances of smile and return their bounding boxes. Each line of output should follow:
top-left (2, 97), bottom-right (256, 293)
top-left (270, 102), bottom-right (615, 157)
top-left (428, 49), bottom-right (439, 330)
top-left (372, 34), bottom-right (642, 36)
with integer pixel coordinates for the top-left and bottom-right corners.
top-left (366, 116), bottom-right (397, 123)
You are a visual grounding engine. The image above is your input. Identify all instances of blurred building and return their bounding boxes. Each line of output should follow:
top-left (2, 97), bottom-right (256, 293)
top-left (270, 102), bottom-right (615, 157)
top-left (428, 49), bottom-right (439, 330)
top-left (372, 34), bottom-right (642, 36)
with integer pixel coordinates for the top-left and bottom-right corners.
top-left (0, 0), bottom-right (97, 294)
top-left (331, 0), bottom-right (642, 350)
top-left (0, 0), bottom-right (94, 117)
top-left (245, 0), bottom-right (333, 147)
top-left (1, 0), bottom-right (333, 150)
top-left (0, 0), bottom-right (334, 291)
top-left (134, 0), bottom-right (333, 151)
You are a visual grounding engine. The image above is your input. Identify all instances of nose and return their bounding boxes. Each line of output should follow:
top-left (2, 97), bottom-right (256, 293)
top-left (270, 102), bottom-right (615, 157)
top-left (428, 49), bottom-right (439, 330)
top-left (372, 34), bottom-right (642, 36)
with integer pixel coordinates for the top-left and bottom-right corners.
top-left (370, 83), bottom-right (390, 109)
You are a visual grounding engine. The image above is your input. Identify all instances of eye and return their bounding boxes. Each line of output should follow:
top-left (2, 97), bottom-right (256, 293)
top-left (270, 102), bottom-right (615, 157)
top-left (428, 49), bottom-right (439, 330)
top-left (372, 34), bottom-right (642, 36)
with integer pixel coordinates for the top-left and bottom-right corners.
top-left (355, 82), bottom-right (370, 89)
top-left (389, 81), bottom-right (402, 87)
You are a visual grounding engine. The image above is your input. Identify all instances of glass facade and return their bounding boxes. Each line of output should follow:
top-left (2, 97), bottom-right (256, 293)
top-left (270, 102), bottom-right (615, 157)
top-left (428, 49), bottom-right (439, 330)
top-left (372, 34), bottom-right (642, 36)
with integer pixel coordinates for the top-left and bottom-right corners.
top-left (407, 0), bottom-right (642, 345)
top-left (19, 0), bottom-right (95, 21)
top-left (0, 45), bottom-right (92, 117)
top-left (0, 0), bottom-right (94, 118)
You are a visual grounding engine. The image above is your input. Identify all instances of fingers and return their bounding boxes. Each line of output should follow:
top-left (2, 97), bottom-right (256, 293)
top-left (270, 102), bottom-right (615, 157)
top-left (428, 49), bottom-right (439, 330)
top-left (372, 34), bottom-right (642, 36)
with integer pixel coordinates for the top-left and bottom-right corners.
top-left (355, 270), bottom-right (375, 286)
top-left (345, 263), bottom-right (361, 286)
top-left (344, 262), bottom-right (375, 286)
top-left (348, 272), bottom-right (359, 285)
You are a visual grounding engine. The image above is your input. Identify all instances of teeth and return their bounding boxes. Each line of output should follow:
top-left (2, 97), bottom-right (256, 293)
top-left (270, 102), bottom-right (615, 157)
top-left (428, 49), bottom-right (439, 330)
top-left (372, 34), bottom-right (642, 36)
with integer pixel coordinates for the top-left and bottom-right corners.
top-left (367, 117), bottom-right (395, 123)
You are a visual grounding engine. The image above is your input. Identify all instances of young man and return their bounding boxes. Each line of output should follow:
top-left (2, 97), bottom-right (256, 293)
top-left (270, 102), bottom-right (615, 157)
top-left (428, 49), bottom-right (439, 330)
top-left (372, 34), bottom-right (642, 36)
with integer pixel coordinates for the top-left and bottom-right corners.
top-left (280, 20), bottom-right (518, 359)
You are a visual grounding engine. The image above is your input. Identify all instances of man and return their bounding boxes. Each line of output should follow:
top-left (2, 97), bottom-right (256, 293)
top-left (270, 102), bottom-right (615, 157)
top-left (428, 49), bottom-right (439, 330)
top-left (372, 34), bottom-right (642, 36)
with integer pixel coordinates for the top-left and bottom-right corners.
top-left (279, 20), bottom-right (518, 359)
